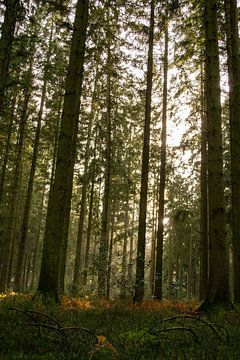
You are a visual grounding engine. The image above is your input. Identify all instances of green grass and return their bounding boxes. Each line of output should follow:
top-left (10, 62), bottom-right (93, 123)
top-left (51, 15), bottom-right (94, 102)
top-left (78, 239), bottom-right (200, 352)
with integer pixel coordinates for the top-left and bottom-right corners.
top-left (1, 295), bottom-right (240, 359)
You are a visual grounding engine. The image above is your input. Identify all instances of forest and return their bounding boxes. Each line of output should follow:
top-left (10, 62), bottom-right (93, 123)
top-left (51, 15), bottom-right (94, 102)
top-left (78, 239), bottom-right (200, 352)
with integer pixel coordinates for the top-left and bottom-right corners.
top-left (1, 0), bottom-right (240, 358)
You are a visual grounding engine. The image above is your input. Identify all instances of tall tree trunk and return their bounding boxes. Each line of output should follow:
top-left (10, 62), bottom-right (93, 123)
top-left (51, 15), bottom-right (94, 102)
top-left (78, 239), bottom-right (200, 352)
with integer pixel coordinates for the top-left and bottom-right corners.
top-left (58, 106), bottom-right (79, 295)
top-left (30, 182), bottom-right (46, 289)
top-left (199, 63), bottom-right (208, 300)
top-left (37, 0), bottom-right (89, 302)
top-left (0, 75), bottom-right (32, 291)
top-left (49, 94), bottom-right (63, 195)
top-left (150, 170), bottom-right (158, 296)
top-left (120, 197), bottom-right (129, 299)
top-left (106, 210), bottom-right (115, 300)
top-left (154, 15), bottom-right (168, 301)
top-left (82, 163), bottom-right (96, 288)
top-left (0, 0), bottom-right (19, 114)
top-left (15, 25), bottom-right (54, 292)
top-left (0, 94), bottom-right (17, 205)
top-left (72, 71), bottom-right (98, 294)
top-left (224, 0), bottom-right (240, 303)
top-left (98, 4), bottom-right (112, 298)
top-left (133, 0), bottom-right (155, 303)
top-left (128, 201), bottom-right (135, 292)
top-left (199, 0), bottom-right (231, 310)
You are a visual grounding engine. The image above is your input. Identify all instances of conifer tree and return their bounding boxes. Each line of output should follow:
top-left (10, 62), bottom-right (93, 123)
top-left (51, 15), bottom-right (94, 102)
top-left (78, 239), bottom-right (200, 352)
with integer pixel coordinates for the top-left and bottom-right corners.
top-left (224, 0), bottom-right (240, 303)
top-left (37, 0), bottom-right (89, 302)
top-left (199, 0), bottom-right (231, 310)
top-left (134, 0), bottom-right (155, 303)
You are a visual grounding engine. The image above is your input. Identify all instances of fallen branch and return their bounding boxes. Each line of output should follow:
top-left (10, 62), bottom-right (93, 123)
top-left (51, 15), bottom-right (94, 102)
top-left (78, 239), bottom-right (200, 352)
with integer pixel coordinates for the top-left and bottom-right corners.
top-left (151, 326), bottom-right (199, 342)
top-left (149, 314), bottom-right (227, 342)
top-left (8, 307), bottom-right (97, 340)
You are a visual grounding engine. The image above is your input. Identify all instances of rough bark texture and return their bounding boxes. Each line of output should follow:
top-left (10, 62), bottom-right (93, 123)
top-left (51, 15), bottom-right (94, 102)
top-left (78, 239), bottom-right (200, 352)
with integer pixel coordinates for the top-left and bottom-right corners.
top-left (224, 0), bottom-right (240, 303)
top-left (15, 26), bottom-right (53, 291)
top-left (98, 4), bottom-right (112, 298)
top-left (37, 0), bottom-right (89, 302)
top-left (0, 95), bottom-right (17, 205)
top-left (133, 0), bottom-right (155, 303)
top-left (199, 64), bottom-right (208, 301)
top-left (199, 0), bottom-right (231, 310)
top-left (154, 16), bottom-right (168, 301)
top-left (72, 72), bottom-right (98, 294)
top-left (82, 164), bottom-right (95, 288)
top-left (120, 197), bottom-right (129, 299)
top-left (0, 79), bottom-right (31, 291)
top-left (0, 0), bottom-right (19, 114)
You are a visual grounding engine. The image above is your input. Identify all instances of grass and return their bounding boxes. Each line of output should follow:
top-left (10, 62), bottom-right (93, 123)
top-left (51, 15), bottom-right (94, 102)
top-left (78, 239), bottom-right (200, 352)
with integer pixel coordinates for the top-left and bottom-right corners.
top-left (1, 293), bottom-right (240, 359)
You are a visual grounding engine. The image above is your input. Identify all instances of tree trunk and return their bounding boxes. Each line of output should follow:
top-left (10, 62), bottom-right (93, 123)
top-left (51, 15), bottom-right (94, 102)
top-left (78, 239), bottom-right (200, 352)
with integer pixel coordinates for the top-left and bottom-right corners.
top-left (133, 0), bottom-right (155, 303)
top-left (154, 15), bottom-right (168, 301)
top-left (0, 0), bottom-right (19, 114)
top-left (106, 210), bottom-right (115, 300)
top-left (82, 163), bottom-right (96, 288)
top-left (199, 63), bottom-right (208, 300)
top-left (0, 76), bottom-right (32, 291)
top-left (30, 183), bottom-right (46, 289)
top-left (37, 0), bottom-right (89, 302)
top-left (120, 197), bottom-right (129, 299)
top-left (128, 201), bottom-right (135, 293)
top-left (199, 0), bottom-right (231, 310)
top-left (224, 0), bottom-right (240, 303)
top-left (98, 4), bottom-right (112, 298)
top-left (149, 168), bottom-right (158, 296)
top-left (72, 71), bottom-right (98, 294)
top-left (15, 25), bottom-right (53, 292)
top-left (0, 94), bottom-right (17, 205)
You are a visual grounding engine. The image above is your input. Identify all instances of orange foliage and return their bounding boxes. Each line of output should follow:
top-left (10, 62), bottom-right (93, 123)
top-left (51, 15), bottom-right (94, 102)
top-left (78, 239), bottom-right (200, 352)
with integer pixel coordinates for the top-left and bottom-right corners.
top-left (89, 335), bottom-right (118, 359)
top-left (60, 296), bottom-right (198, 313)
top-left (61, 296), bottom-right (94, 310)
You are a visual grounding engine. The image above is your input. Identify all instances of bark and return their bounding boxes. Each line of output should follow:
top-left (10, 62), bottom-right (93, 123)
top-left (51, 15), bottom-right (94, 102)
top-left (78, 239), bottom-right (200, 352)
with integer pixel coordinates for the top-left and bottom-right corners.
top-left (30, 183), bottom-right (46, 289)
top-left (224, 0), bottom-right (240, 303)
top-left (0, 78), bottom-right (32, 291)
top-left (120, 197), bottom-right (129, 299)
top-left (37, 0), bottom-right (89, 302)
top-left (58, 108), bottom-right (79, 294)
top-left (199, 0), bottom-right (231, 310)
top-left (0, 0), bottom-right (19, 114)
top-left (128, 201), bottom-right (135, 290)
top-left (133, 0), bottom-right (155, 303)
top-left (154, 16), bottom-right (168, 301)
top-left (199, 63), bottom-right (208, 300)
top-left (106, 211), bottom-right (115, 300)
top-left (72, 72), bottom-right (98, 294)
top-left (98, 4), bottom-right (112, 298)
top-left (0, 94), bottom-right (17, 205)
top-left (149, 168), bottom-right (158, 296)
top-left (15, 25), bottom-right (53, 292)
top-left (82, 163), bottom-right (95, 288)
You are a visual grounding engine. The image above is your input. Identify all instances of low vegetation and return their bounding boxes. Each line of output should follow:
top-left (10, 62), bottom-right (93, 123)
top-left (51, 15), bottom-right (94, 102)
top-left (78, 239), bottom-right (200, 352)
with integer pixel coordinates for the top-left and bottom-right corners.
top-left (1, 294), bottom-right (240, 359)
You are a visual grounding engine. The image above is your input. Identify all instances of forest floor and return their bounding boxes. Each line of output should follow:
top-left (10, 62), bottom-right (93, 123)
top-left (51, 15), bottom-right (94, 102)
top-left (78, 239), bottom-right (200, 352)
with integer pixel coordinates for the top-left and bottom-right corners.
top-left (1, 293), bottom-right (240, 359)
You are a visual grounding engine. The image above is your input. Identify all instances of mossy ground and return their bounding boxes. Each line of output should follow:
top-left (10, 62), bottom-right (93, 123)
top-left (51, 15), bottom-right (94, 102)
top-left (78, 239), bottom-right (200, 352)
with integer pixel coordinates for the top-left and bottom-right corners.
top-left (1, 294), bottom-right (240, 359)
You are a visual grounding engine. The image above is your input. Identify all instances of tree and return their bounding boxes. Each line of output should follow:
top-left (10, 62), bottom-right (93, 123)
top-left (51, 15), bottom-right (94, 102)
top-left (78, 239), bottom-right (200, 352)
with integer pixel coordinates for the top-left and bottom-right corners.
top-left (199, 0), bottom-right (231, 310)
top-left (0, 0), bottom-right (20, 114)
top-left (154, 10), bottom-right (169, 301)
top-left (199, 62), bottom-right (208, 300)
top-left (15, 21), bottom-right (54, 292)
top-left (133, 0), bottom-right (155, 303)
top-left (97, 5), bottom-right (112, 297)
top-left (0, 54), bottom-right (35, 291)
top-left (72, 70), bottom-right (98, 295)
top-left (37, 0), bottom-right (89, 302)
top-left (224, 0), bottom-right (240, 303)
